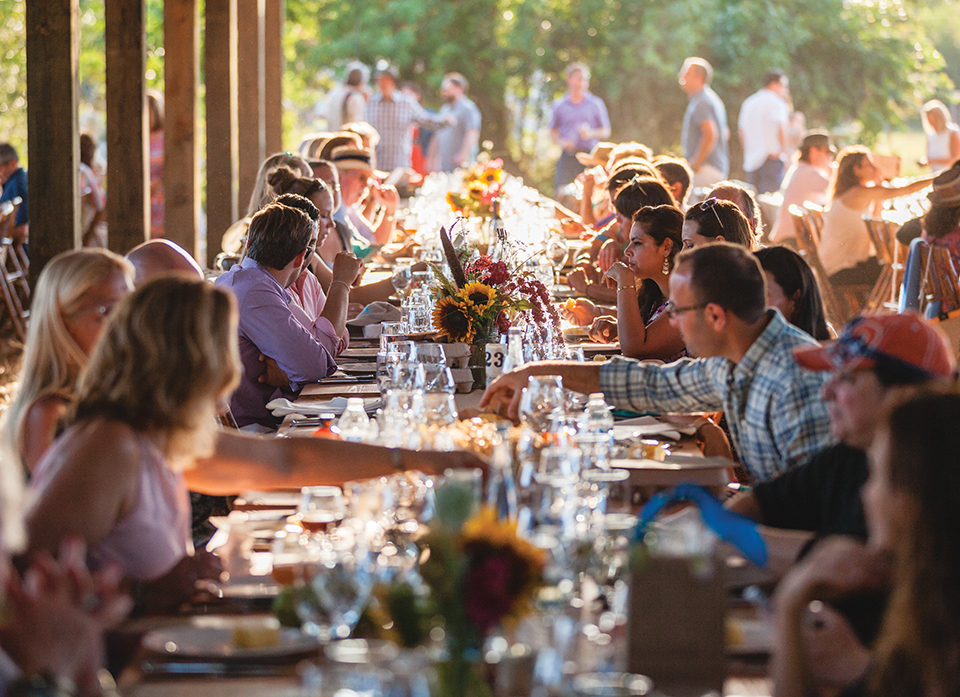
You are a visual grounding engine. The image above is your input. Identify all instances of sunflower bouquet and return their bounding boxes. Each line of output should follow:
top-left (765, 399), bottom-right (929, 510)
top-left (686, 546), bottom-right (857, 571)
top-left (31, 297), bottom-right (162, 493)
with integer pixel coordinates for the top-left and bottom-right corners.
top-left (431, 228), bottom-right (561, 346)
top-left (446, 158), bottom-right (506, 218)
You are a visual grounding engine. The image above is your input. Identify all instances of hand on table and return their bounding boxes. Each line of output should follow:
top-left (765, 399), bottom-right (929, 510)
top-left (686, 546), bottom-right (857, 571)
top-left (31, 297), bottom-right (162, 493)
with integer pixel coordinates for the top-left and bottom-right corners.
top-left (561, 298), bottom-right (600, 327)
top-left (259, 354), bottom-right (290, 389)
top-left (588, 316), bottom-right (618, 343)
top-left (139, 551), bottom-right (223, 614)
top-left (1, 538), bottom-right (132, 691)
top-left (566, 267), bottom-right (589, 294)
top-left (480, 366), bottom-right (534, 423)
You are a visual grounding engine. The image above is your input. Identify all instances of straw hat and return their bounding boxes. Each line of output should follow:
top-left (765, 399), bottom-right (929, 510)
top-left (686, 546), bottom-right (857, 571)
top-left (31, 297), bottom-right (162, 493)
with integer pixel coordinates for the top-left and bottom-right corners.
top-left (315, 132), bottom-right (363, 162)
top-left (576, 141), bottom-right (616, 167)
top-left (928, 161), bottom-right (960, 207)
top-left (329, 145), bottom-right (388, 179)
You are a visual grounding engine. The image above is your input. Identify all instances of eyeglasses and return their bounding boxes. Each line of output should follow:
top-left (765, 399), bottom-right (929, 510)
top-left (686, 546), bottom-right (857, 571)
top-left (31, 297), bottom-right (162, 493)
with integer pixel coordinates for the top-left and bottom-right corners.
top-left (663, 300), bottom-right (707, 318)
top-left (695, 197), bottom-right (725, 229)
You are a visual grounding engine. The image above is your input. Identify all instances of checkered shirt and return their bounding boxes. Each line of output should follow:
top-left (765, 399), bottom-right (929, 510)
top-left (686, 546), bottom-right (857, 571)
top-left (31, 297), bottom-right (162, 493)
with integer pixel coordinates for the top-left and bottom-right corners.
top-left (599, 310), bottom-right (833, 482)
top-left (365, 93), bottom-right (445, 171)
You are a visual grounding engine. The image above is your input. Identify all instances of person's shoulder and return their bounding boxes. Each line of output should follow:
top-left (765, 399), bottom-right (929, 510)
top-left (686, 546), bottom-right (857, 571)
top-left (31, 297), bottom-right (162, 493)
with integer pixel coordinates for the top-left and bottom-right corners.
top-left (55, 419), bottom-right (142, 474)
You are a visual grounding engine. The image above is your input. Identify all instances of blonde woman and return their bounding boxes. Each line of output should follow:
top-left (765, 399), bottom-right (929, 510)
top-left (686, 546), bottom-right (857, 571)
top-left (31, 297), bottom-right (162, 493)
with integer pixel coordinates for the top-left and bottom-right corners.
top-left (25, 276), bottom-right (482, 601)
top-left (920, 99), bottom-right (960, 172)
top-left (4, 249), bottom-right (134, 473)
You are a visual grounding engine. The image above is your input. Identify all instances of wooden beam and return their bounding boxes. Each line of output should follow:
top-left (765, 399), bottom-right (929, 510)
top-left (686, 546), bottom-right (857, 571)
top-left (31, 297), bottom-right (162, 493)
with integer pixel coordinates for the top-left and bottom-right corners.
top-left (263, 0), bottom-right (284, 155)
top-left (25, 0), bottom-right (80, 280)
top-left (105, 0), bottom-right (148, 255)
top-left (237, 0), bottom-right (265, 213)
top-left (164, 0), bottom-right (202, 262)
top-left (205, 0), bottom-right (239, 265)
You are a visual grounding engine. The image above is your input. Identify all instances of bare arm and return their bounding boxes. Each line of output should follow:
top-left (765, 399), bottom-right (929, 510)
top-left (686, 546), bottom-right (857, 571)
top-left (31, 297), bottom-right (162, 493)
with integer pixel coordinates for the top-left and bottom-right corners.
top-left (844, 173), bottom-right (937, 209)
top-left (21, 395), bottom-right (70, 474)
top-left (456, 129), bottom-right (480, 168)
top-left (187, 432), bottom-right (487, 496)
top-left (319, 252), bottom-right (364, 339)
top-left (481, 361), bottom-right (603, 422)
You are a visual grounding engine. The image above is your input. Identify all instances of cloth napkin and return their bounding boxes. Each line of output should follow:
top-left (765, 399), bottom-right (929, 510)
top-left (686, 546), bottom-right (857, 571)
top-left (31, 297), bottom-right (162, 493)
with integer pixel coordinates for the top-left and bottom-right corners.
top-left (266, 397), bottom-right (381, 417)
top-left (612, 415), bottom-right (698, 441)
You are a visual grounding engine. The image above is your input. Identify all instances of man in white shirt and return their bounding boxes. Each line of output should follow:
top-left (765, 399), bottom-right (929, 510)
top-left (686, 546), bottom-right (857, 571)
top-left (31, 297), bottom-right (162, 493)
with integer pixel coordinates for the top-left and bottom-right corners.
top-left (738, 71), bottom-right (791, 194)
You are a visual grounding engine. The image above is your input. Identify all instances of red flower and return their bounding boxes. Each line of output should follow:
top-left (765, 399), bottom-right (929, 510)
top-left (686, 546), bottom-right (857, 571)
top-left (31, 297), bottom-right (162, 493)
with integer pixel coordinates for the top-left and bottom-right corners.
top-left (462, 553), bottom-right (514, 635)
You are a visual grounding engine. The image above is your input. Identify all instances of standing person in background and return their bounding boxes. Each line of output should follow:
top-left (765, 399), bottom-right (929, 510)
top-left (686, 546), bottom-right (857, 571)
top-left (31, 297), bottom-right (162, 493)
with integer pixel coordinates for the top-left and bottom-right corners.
top-left (401, 81), bottom-right (433, 177)
top-left (146, 90), bottom-right (165, 239)
top-left (919, 99), bottom-right (960, 172)
top-left (679, 57), bottom-right (729, 190)
top-left (0, 143), bottom-right (27, 244)
top-left (429, 73), bottom-right (482, 173)
top-left (738, 70), bottom-right (791, 194)
top-left (550, 62), bottom-right (611, 197)
top-left (325, 61), bottom-right (369, 131)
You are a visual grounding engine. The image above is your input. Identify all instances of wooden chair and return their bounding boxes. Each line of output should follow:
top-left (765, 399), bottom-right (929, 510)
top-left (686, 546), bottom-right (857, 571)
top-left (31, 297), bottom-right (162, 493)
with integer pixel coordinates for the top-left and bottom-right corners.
top-left (863, 216), bottom-right (902, 312)
top-left (0, 199), bottom-right (30, 341)
top-left (916, 241), bottom-right (960, 317)
top-left (789, 204), bottom-right (848, 328)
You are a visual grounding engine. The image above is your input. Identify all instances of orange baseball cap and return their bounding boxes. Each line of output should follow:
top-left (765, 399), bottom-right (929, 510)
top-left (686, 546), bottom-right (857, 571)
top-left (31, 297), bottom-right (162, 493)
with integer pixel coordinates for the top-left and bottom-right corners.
top-left (794, 313), bottom-right (956, 381)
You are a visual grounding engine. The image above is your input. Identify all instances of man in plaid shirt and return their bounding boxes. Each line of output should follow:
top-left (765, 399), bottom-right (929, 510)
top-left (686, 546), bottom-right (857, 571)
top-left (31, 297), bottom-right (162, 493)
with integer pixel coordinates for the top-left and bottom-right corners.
top-left (482, 243), bottom-right (833, 482)
top-left (365, 65), bottom-right (451, 172)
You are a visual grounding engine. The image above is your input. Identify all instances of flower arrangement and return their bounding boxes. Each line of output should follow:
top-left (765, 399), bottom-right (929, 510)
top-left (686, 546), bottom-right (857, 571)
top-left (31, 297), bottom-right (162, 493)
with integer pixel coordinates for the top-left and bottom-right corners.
top-left (446, 159), bottom-right (506, 218)
top-left (431, 228), bottom-right (561, 346)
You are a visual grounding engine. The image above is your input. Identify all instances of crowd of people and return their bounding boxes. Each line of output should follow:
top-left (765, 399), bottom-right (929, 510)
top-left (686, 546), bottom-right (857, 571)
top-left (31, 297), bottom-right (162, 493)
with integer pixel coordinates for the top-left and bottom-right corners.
top-left (0, 53), bottom-right (959, 697)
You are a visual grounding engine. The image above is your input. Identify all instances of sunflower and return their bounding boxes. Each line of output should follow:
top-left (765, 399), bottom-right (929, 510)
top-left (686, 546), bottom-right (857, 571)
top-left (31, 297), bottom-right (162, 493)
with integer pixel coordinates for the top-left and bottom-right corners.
top-left (482, 168), bottom-right (504, 184)
top-left (433, 296), bottom-right (476, 343)
top-left (458, 282), bottom-right (497, 313)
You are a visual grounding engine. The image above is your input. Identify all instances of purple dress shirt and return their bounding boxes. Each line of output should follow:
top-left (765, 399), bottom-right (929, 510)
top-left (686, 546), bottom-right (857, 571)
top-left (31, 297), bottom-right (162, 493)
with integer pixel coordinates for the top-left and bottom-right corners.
top-left (215, 257), bottom-right (338, 427)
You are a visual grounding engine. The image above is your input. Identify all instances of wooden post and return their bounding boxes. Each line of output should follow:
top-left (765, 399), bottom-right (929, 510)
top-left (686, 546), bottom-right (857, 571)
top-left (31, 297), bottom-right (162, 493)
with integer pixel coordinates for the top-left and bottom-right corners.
top-left (205, 0), bottom-right (239, 265)
top-left (164, 0), bottom-right (202, 261)
top-left (237, 0), bottom-right (265, 212)
top-left (263, 0), bottom-right (284, 155)
top-left (105, 0), bottom-right (149, 255)
top-left (25, 0), bottom-right (80, 280)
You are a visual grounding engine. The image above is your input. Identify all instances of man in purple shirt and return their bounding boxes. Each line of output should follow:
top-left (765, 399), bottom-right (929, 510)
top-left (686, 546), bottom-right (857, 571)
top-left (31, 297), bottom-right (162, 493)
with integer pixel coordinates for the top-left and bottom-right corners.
top-left (215, 200), bottom-right (360, 428)
top-left (549, 63), bottom-right (611, 196)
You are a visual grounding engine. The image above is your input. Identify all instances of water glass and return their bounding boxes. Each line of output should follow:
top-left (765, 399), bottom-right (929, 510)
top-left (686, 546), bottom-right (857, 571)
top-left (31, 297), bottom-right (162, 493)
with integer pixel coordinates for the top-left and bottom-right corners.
top-left (411, 391), bottom-right (459, 427)
top-left (380, 321), bottom-right (410, 351)
top-left (312, 535), bottom-right (374, 640)
top-left (519, 375), bottom-right (565, 433)
top-left (416, 363), bottom-right (456, 393)
top-left (298, 486), bottom-right (346, 535)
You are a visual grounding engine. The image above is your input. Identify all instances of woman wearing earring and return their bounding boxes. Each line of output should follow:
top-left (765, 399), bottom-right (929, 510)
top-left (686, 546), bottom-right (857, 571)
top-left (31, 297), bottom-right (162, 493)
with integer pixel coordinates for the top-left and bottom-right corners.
top-left (587, 205), bottom-right (687, 361)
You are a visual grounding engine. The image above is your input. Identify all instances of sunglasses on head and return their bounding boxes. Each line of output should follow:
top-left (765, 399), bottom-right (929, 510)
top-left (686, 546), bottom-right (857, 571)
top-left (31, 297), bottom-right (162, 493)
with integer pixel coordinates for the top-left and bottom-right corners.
top-left (695, 197), bottom-right (724, 229)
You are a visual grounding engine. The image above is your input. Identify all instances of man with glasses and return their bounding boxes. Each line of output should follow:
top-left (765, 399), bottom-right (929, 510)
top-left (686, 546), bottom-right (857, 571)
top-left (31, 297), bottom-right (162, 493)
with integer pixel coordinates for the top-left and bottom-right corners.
top-left (216, 199), bottom-right (361, 428)
top-left (482, 243), bottom-right (832, 482)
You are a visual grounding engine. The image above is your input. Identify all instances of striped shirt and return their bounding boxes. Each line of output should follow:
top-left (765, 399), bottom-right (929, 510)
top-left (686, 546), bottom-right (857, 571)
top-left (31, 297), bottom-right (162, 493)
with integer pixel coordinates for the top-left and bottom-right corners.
top-left (599, 310), bottom-right (833, 482)
top-left (365, 92), bottom-right (446, 171)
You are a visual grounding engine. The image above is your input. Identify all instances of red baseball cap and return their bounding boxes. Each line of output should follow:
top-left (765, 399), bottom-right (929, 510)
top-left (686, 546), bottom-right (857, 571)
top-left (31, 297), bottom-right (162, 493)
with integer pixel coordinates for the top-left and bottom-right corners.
top-left (793, 313), bottom-right (957, 381)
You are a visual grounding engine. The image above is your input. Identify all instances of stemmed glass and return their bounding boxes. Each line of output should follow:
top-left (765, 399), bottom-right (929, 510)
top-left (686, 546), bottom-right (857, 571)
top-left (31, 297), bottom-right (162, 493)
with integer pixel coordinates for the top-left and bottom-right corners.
top-left (311, 532), bottom-right (375, 640)
top-left (519, 375), bottom-right (565, 433)
top-left (298, 485), bottom-right (346, 536)
top-left (545, 235), bottom-right (569, 289)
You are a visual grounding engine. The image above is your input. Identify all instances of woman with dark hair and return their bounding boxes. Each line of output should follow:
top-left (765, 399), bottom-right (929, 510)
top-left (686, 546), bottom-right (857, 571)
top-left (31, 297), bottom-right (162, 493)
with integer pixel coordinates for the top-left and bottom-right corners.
top-left (819, 146), bottom-right (935, 287)
top-left (681, 197), bottom-right (754, 250)
top-left (585, 205), bottom-right (687, 361)
top-left (566, 175), bottom-right (678, 307)
top-left (920, 161), bottom-right (960, 271)
top-left (755, 246), bottom-right (831, 340)
top-left (773, 389), bottom-right (960, 697)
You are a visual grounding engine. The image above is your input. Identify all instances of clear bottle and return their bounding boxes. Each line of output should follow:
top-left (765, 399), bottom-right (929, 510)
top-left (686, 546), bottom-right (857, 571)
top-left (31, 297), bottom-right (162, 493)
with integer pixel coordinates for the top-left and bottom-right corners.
top-left (486, 426), bottom-right (519, 522)
top-left (501, 326), bottom-right (524, 374)
top-left (337, 398), bottom-right (371, 442)
top-left (579, 392), bottom-right (614, 465)
top-left (488, 198), bottom-right (508, 262)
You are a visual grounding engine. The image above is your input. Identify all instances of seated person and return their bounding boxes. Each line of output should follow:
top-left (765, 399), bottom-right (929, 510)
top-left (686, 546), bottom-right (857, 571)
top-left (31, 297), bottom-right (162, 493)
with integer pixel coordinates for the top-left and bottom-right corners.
top-left (707, 180), bottom-right (762, 244)
top-left (3, 249), bottom-right (134, 474)
top-left (585, 205), bottom-right (688, 362)
top-left (919, 160), bottom-right (960, 270)
top-left (653, 155), bottom-right (693, 210)
top-left (25, 277), bottom-right (486, 610)
top-left (755, 245), bottom-right (831, 340)
top-left (681, 197), bottom-right (754, 250)
top-left (330, 145), bottom-right (398, 249)
top-left (568, 175), bottom-right (677, 304)
top-left (772, 389), bottom-right (960, 697)
top-left (215, 200), bottom-right (362, 428)
top-left (486, 243), bottom-right (833, 482)
top-left (126, 238), bottom-right (204, 284)
top-left (769, 130), bottom-right (834, 244)
top-left (820, 146), bottom-right (935, 287)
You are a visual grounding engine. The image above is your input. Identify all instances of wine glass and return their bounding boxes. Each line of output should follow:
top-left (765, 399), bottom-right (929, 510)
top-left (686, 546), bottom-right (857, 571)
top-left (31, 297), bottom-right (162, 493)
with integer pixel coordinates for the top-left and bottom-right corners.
top-left (545, 235), bottom-right (569, 289)
top-left (312, 533), bottom-right (375, 640)
top-left (416, 363), bottom-right (456, 394)
top-left (298, 486), bottom-right (346, 536)
top-left (519, 375), bottom-right (565, 433)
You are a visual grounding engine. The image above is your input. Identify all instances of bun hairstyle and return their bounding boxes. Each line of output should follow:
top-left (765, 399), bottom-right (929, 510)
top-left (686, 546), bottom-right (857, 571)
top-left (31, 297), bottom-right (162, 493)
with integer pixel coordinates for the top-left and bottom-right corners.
top-left (267, 166), bottom-right (329, 200)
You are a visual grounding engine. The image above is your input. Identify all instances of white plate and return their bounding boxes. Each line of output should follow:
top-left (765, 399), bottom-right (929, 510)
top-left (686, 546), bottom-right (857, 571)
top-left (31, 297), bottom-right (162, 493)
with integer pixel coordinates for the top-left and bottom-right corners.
top-left (142, 618), bottom-right (315, 660)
